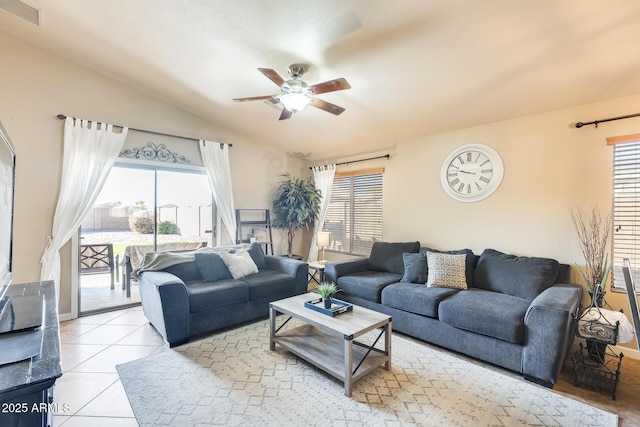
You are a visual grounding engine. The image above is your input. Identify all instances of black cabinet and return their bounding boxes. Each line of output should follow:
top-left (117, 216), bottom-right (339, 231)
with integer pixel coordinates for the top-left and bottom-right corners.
top-left (0, 281), bottom-right (62, 426)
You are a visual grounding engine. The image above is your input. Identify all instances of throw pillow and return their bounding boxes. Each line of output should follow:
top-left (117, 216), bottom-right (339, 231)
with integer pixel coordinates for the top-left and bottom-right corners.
top-left (194, 253), bottom-right (232, 282)
top-left (401, 252), bottom-right (428, 283)
top-left (426, 252), bottom-right (468, 289)
top-left (422, 247), bottom-right (476, 287)
top-left (369, 241), bottom-right (421, 275)
top-left (245, 242), bottom-right (267, 269)
top-left (219, 250), bottom-right (259, 279)
top-left (473, 249), bottom-right (560, 301)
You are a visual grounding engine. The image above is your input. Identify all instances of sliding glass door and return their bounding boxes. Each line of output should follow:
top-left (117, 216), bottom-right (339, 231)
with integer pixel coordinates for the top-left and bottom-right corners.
top-left (78, 164), bottom-right (214, 314)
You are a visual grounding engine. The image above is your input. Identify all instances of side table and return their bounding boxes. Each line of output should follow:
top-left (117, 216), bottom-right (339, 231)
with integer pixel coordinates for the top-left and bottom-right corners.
top-left (308, 261), bottom-right (326, 289)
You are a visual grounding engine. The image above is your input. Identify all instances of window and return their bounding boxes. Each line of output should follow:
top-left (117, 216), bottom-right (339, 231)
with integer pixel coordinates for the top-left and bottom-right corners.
top-left (324, 169), bottom-right (383, 256)
top-left (611, 135), bottom-right (640, 292)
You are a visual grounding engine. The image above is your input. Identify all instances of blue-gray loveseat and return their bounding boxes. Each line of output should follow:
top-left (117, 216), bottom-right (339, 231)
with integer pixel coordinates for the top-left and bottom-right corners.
top-left (137, 243), bottom-right (308, 347)
top-left (324, 241), bottom-right (582, 388)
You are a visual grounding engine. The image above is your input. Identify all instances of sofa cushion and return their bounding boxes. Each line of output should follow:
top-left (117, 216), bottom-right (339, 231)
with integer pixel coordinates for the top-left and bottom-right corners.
top-left (369, 241), bottom-right (420, 275)
top-left (473, 249), bottom-right (560, 301)
top-left (186, 279), bottom-right (249, 313)
top-left (401, 253), bottom-right (428, 284)
top-left (164, 261), bottom-right (203, 282)
top-left (422, 247), bottom-right (476, 287)
top-left (220, 250), bottom-right (259, 279)
top-left (246, 242), bottom-right (267, 269)
top-left (382, 282), bottom-right (459, 318)
top-left (337, 271), bottom-right (403, 302)
top-left (426, 252), bottom-right (468, 289)
top-left (240, 270), bottom-right (296, 300)
top-left (194, 253), bottom-right (232, 282)
top-left (438, 288), bottom-right (530, 344)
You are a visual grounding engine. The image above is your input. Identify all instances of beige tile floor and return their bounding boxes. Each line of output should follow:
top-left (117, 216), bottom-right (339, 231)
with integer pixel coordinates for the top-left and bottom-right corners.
top-left (53, 306), bottom-right (164, 426)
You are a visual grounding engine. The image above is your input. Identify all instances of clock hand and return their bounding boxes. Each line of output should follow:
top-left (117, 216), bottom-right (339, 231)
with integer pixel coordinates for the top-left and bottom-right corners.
top-left (458, 170), bottom-right (476, 175)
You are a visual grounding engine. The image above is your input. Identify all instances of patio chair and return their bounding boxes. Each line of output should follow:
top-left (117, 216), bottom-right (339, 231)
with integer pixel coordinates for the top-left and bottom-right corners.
top-left (80, 243), bottom-right (116, 289)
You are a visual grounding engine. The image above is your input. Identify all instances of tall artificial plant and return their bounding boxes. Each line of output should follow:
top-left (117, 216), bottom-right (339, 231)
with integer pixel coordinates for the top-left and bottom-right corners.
top-left (571, 206), bottom-right (612, 301)
top-left (272, 173), bottom-right (321, 257)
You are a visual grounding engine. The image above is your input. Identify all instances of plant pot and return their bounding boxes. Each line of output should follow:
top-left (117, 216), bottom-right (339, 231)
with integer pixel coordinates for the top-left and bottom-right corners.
top-left (586, 339), bottom-right (607, 365)
top-left (589, 291), bottom-right (606, 308)
top-left (323, 297), bottom-right (332, 309)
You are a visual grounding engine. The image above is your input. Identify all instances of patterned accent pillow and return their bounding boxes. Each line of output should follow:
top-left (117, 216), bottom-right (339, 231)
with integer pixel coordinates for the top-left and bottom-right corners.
top-left (426, 252), bottom-right (468, 289)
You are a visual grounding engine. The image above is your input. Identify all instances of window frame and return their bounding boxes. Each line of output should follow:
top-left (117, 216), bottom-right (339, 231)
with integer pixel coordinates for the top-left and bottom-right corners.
top-left (610, 133), bottom-right (640, 293)
top-left (323, 167), bottom-right (384, 256)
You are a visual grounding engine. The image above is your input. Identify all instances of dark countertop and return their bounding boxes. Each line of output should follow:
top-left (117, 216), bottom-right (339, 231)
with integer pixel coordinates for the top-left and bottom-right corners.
top-left (0, 281), bottom-right (62, 401)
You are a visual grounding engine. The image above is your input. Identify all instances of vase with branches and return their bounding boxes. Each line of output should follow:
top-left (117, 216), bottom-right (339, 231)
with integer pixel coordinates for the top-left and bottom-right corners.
top-left (570, 206), bottom-right (612, 307)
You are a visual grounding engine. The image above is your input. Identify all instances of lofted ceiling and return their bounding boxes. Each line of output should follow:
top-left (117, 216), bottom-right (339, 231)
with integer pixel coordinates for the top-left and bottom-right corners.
top-left (2, 0), bottom-right (640, 161)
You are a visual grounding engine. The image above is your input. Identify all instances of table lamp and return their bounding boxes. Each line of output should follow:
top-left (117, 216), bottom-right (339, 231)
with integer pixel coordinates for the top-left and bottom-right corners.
top-left (317, 231), bottom-right (331, 264)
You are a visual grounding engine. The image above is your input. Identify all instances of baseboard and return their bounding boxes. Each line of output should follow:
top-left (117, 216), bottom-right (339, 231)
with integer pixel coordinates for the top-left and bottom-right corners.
top-left (572, 338), bottom-right (639, 360)
top-left (58, 311), bottom-right (73, 322)
top-left (612, 343), bottom-right (640, 360)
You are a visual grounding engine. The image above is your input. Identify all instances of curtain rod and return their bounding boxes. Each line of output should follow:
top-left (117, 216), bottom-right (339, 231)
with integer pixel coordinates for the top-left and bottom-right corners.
top-left (56, 114), bottom-right (232, 147)
top-left (309, 154), bottom-right (390, 169)
top-left (575, 112), bottom-right (640, 128)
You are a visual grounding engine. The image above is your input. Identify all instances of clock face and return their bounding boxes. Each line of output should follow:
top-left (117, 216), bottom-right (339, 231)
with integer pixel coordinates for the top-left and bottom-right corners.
top-left (441, 144), bottom-right (503, 202)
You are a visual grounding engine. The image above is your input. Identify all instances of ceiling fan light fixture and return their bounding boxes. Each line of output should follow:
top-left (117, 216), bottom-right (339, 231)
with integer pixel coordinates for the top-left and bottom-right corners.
top-left (279, 92), bottom-right (311, 112)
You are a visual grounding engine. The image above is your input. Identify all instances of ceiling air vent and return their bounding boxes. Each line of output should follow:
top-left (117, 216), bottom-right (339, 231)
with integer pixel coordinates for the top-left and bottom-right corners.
top-left (0, 0), bottom-right (40, 26)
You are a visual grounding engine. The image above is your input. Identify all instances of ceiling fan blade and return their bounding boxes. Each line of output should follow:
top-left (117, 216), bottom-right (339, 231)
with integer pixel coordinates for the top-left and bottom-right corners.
top-left (310, 98), bottom-right (346, 115)
top-left (279, 108), bottom-right (293, 120)
top-left (232, 95), bottom-right (274, 102)
top-left (309, 78), bottom-right (351, 95)
top-left (258, 68), bottom-right (286, 87)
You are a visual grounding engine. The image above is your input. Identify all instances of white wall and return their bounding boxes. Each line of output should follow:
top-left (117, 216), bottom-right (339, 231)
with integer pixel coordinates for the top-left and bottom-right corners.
top-left (382, 93), bottom-right (640, 353)
top-left (0, 32), bottom-right (303, 315)
top-left (309, 92), bottom-right (640, 354)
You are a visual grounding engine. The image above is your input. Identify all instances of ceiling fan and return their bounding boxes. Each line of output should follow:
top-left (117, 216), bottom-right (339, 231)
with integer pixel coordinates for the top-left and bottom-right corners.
top-left (232, 64), bottom-right (351, 120)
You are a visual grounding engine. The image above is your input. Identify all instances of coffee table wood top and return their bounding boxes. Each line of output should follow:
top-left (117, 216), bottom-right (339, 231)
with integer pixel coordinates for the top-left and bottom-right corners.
top-left (270, 292), bottom-right (391, 338)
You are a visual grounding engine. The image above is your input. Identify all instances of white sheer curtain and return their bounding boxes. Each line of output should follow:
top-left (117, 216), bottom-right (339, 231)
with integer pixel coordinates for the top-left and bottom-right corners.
top-left (199, 140), bottom-right (236, 246)
top-left (40, 117), bottom-right (128, 301)
top-left (308, 164), bottom-right (336, 262)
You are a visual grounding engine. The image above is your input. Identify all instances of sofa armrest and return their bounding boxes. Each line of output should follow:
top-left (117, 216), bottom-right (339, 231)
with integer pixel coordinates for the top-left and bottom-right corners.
top-left (138, 271), bottom-right (190, 347)
top-left (522, 283), bottom-right (583, 387)
top-left (264, 255), bottom-right (308, 295)
top-left (324, 257), bottom-right (370, 283)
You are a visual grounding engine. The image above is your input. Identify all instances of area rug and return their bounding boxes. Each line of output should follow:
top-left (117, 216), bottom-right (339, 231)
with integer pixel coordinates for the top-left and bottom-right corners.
top-left (117, 319), bottom-right (617, 426)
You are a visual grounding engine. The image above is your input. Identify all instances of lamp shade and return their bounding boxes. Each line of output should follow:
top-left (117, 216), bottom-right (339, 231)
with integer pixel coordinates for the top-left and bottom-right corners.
top-left (279, 93), bottom-right (311, 112)
top-left (317, 231), bottom-right (331, 248)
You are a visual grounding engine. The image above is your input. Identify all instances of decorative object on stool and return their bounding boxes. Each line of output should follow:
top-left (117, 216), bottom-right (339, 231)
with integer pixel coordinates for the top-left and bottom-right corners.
top-left (570, 206), bottom-right (612, 304)
top-left (570, 206), bottom-right (612, 360)
top-left (317, 231), bottom-right (331, 264)
top-left (271, 173), bottom-right (321, 258)
top-left (315, 282), bottom-right (340, 309)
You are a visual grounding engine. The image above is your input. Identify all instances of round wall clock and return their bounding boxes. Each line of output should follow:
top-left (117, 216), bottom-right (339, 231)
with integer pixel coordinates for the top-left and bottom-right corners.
top-left (440, 143), bottom-right (504, 202)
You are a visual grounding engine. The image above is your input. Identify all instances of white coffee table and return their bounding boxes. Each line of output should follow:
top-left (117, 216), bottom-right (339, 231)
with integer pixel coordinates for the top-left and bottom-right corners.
top-left (269, 292), bottom-right (392, 397)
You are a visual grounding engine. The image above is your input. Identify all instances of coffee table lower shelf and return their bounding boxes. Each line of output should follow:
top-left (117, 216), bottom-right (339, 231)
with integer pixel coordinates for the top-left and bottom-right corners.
top-left (272, 324), bottom-right (388, 386)
top-left (269, 293), bottom-right (392, 397)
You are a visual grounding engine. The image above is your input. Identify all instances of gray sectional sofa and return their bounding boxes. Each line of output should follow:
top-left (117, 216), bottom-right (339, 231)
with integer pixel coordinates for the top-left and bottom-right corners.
top-left (137, 243), bottom-right (308, 347)
top-left (324, 241), bottom-right (582, 387)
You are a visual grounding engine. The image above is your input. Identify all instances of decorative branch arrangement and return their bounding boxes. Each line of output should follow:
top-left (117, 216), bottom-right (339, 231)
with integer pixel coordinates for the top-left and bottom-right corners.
top-left (571, 206), bottom-right (612, 296)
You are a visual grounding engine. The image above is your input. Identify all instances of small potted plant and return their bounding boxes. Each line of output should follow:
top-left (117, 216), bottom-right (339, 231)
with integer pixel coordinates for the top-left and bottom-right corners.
top-left (315, 282), bottom-right (340, 309)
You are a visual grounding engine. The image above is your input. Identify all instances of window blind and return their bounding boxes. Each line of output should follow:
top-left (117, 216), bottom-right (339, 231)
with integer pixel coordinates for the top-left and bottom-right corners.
top-left (612, 141), bottom-right (640, 292)
top-left (324, 170), bottom-right (383, 256)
